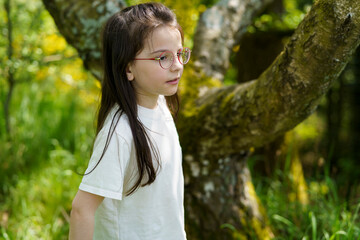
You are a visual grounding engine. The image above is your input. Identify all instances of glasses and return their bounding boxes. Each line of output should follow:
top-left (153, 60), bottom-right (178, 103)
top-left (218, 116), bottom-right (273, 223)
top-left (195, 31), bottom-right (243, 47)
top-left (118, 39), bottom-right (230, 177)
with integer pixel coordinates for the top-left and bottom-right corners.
top-left (134, 47), bottom-right (191, 69)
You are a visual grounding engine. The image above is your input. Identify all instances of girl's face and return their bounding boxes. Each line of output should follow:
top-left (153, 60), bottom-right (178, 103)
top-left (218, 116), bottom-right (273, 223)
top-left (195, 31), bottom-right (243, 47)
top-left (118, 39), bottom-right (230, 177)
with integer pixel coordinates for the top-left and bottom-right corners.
top-left (126, 25), bottom-right (183, 109)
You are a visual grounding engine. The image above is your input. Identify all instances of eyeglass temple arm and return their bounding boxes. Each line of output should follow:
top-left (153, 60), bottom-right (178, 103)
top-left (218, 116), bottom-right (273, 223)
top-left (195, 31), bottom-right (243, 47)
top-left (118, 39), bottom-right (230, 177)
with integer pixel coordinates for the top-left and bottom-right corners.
top-left (134, 57), bottom-right (160, 60)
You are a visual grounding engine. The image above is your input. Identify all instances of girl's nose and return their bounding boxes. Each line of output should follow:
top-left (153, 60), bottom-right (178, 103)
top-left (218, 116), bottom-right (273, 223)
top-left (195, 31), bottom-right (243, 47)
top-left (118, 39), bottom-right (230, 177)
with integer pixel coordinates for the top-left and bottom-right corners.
top-left (171, 57), bottom-right (183, 72)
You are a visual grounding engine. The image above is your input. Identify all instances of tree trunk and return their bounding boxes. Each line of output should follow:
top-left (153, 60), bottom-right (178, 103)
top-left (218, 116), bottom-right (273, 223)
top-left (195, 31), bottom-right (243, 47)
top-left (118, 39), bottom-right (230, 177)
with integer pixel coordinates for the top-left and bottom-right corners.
top-left (42, 0), bottom-right (126, 79)
top-left (192, 0), bottom-right (274, 80)
top-left (184, 152), bottom-right (274, 239)
top-left (42, 0), bottom-right (360, 238)
top-left (4, 0), bottom-right (15, 138)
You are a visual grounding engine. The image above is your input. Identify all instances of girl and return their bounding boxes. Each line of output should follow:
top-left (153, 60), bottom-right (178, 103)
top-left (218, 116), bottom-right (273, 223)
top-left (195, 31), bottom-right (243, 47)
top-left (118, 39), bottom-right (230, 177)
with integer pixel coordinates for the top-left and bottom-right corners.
top-left (69, 3), bottom-right (190, 239)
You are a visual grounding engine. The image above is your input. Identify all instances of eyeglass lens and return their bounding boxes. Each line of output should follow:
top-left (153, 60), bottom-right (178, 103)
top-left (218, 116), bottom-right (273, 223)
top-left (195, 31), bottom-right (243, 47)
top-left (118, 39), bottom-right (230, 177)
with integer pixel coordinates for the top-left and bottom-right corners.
top-left (159, 48), bottom-right (191, 69)
top-left (179, 48), bottom-right (191, 65)
top-left (159, 52), bottom-right (174, 69)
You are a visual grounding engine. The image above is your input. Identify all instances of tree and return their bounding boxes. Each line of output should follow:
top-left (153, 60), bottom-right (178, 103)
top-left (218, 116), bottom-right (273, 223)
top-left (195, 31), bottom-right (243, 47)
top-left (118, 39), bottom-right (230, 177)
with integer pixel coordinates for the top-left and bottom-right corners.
top-left (4, 0), bottom-right (15, 137)
top-left (42, 0), bottom-right (360, 238)
top-left (2, 0), bottom-right (49, 138)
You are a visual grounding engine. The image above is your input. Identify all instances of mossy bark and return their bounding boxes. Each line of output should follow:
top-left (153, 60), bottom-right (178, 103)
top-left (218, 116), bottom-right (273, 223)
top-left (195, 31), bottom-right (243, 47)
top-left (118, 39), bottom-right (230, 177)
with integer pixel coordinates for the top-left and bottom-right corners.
top-left (42, 0), bottom-right (126, 79)
top-left (42, 0), bottom-right (360, 239)
top-left (192, 0), bottom-right (274, 80)
top-left (179, 0), bottom-right (360, 156)
top-left (183, 152), bottom-right (274, 239)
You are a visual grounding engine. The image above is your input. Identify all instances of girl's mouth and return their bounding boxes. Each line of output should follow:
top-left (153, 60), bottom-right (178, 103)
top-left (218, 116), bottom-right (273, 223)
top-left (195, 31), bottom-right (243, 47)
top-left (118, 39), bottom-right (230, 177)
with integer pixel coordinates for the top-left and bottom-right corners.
top-left (166, 78), bottom-right (180, 85)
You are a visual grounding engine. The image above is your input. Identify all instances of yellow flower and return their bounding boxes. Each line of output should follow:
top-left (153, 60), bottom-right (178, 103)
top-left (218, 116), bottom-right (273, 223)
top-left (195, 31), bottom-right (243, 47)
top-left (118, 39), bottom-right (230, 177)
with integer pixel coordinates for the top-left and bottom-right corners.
top-left (43, 34), bottom-right (67, 55)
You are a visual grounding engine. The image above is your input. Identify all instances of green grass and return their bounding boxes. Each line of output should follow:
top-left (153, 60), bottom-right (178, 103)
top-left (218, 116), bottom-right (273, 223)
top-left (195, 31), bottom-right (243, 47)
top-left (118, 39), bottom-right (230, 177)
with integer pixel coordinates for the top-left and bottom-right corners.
top-left (250, 166), bottom-right (360, 240)
top-left (0, 78), bottom-right (97, 239)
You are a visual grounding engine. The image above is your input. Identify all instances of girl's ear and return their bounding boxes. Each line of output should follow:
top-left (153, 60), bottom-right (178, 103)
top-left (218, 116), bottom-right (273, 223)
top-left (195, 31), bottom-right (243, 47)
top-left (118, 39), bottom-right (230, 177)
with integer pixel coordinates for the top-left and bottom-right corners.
top-left (126, 64), bottom-right (134, 81)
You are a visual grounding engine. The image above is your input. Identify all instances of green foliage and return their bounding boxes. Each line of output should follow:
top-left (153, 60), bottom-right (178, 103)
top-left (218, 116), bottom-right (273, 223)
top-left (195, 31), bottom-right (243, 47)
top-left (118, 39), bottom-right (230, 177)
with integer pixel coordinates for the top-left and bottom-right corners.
top-left (247, 123), bottom-right (360, 240)
top-left (1, 0), bottom-right (359, 239)
top-left (249, 0), bottom-right (314, 33)
top-left (219, 177), bottom-right (360, 240)
top-left (0, 85), bottom-right (97, 238)
top-left (130, 0), bottom-right (205, 49)
top-left (1, 143), bottom-right (80, 239)
top-left (246, 167), bottom-right (360, 239)
top-left (0, 79), bottom-right (97, 237)
top-left (0, 0), bottom-right (98, 238)
top-left (0, 66), bottom-right (97, 238)
top-left (1, 0), bottom-right (48, 84)
top-left (244, 107), bottom-right (360, 239)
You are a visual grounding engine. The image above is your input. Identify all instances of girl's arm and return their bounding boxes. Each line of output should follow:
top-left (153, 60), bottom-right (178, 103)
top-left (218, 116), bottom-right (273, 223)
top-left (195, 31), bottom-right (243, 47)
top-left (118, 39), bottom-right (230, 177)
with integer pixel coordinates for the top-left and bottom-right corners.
top-left (69, 190), bottom-right (104, 240)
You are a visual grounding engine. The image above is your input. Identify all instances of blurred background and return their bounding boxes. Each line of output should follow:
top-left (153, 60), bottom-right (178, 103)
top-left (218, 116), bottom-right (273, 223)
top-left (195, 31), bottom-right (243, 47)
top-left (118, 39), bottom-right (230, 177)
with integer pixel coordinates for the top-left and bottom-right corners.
top-left (0, 0), bottom-right (359, 239)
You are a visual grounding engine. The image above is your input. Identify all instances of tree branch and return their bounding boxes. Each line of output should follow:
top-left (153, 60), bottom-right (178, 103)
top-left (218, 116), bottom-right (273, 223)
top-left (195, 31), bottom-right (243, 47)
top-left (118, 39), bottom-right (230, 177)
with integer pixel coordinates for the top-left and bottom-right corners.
top-left (179, 0), bottom-right (360, 161)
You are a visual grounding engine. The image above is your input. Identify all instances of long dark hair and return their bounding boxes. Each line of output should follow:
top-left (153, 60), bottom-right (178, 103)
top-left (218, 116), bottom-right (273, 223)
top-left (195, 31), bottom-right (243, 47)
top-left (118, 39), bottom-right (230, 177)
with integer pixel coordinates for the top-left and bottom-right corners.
top-left (85, 3), bottom-right (182, 196)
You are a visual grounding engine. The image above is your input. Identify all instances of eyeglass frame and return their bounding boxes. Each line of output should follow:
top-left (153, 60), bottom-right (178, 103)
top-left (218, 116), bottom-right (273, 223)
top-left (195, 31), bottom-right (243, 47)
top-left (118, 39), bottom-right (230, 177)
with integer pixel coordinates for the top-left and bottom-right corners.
top-left (134, 47), bottom-right (191, 69)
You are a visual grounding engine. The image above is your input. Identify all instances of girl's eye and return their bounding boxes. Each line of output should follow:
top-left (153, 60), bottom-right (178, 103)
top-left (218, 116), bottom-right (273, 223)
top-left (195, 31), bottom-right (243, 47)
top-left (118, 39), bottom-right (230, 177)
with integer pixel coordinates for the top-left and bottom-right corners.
top-left (160, 55), bottom-right (167, 61)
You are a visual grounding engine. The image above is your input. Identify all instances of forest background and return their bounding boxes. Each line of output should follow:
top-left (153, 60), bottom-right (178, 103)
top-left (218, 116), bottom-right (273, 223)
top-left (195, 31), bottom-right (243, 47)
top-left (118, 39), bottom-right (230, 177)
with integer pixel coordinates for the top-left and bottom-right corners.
top-left (0, 0), bottom-right (359, 239)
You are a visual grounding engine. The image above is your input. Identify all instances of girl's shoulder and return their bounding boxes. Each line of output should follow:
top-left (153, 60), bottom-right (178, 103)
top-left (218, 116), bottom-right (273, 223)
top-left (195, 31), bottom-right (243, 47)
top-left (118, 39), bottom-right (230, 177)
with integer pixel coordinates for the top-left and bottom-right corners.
top-left (100, 106), bottom-right (133, 143)
top-left (158, 95), bottom-right (174, 120)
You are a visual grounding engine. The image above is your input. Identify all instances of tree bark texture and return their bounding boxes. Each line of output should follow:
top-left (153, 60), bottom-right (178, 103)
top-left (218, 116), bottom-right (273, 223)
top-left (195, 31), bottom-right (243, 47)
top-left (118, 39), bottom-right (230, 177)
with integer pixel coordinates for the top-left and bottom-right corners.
top-left (180, 0), bottom-right (360, 160)
top-left (41, 0), bottom-right (360, 239)
top-left (192, 0), bottom-right (274, 80)
top-left (183, 152), bottom-right (274, 239)
top-left (42, 0), bottom-right (126, 79)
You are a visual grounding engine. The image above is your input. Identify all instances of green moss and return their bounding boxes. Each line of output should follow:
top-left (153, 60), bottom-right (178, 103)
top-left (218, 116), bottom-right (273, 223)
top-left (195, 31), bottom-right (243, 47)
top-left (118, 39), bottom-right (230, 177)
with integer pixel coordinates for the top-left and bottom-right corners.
top-left (179, 61), bottom-right (222, 117)
top-left (251, 217), bottom-right (274, 240)
top-left (220, 91), bottom-right (235, 111)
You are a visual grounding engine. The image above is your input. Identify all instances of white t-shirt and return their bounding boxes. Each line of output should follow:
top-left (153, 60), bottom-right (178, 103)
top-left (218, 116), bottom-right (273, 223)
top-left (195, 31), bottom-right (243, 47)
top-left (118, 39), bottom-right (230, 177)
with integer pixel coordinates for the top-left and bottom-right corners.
top-left (79, 96), bottom-right (186, 240)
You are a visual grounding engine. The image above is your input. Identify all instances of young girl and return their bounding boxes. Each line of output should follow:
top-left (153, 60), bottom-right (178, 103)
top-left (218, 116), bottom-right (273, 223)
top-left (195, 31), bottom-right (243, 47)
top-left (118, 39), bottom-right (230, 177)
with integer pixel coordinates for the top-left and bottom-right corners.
top-left (69, 3), bottom-right (190, 239)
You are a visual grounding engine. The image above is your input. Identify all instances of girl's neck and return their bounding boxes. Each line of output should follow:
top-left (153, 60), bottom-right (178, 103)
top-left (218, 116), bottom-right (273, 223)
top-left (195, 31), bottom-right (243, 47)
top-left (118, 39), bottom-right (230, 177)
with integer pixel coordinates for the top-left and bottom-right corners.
top-left (137, 95), bottom-right (159, 109)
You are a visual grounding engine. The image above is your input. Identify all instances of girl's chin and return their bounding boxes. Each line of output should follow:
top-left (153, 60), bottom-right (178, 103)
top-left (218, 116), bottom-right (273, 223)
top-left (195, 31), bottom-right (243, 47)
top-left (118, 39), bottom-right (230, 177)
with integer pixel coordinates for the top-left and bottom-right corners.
top-left (163, 88), bottom-right (178, 97)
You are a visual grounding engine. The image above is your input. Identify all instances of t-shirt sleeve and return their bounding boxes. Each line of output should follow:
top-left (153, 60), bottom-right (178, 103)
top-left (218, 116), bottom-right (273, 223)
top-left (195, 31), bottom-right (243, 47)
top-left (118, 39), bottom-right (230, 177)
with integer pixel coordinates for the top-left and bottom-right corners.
top-left (79, 130), bottom-right (130, 200)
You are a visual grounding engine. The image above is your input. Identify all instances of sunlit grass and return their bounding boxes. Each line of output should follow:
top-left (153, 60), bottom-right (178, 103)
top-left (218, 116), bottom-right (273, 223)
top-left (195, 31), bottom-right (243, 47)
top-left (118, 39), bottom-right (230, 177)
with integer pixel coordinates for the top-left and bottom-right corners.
top-left (249, 160), bottom-right (360, 239)
top-left (0, 79), bottom-right (97, 239)
top-left (1, 144), bottom-right (79, 239)
top-left (0, 46), bottom-right (98, 238)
